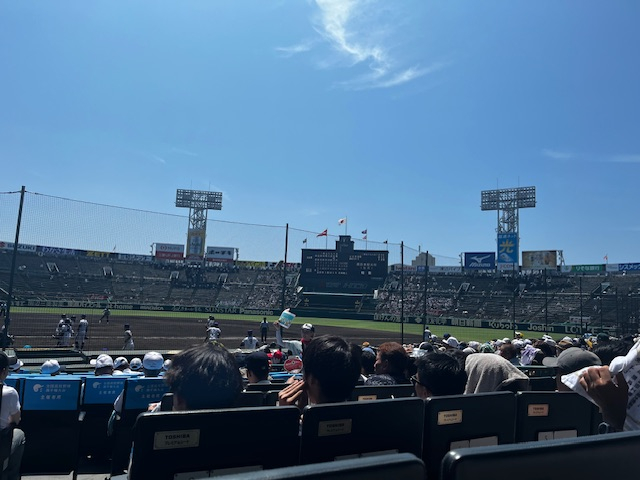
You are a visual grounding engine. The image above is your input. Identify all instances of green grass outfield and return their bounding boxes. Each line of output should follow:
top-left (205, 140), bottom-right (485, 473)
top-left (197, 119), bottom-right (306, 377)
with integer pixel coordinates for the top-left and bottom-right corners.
top-left (12, 306), bottom-right (563, 343)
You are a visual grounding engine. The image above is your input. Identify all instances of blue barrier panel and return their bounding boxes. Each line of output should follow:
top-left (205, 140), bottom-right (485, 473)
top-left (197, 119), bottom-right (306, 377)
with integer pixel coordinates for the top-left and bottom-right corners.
top-left (83, 376), bottom-right (127, 405)
top-left (123, 377), bottom-right (169, 410)
top-left (22, 378), bottom-right (82, 411)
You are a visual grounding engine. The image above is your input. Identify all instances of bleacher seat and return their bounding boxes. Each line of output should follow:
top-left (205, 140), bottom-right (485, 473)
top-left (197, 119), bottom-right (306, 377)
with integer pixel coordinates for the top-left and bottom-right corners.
top-left (19, 376), bottom-right (83, 475)
top-left (527, 376), bottom-right (557, 392)
top-left (423, 391), bottom-right (516, 479)
top-left (110, 376), bottom-right (169, 475)
top-left (515, 391), bottom-right (596, 442)
top-left (349, 384), bottom-right (415, 401)
top-left (79, 375), bottom-right (127, 460)
top-left (215, 452), bottom-right (426, 480)
top-left (127, 406), bottom-right (301, 479)
top-left (441, 430), bottom-right (640, 480)
top-left (299, 397), bottom-right (424, 465)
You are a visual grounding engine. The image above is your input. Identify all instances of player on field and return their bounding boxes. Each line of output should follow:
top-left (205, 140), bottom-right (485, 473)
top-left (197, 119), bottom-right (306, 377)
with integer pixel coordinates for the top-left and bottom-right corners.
top-left (75, 314), bottom-right (89, 350)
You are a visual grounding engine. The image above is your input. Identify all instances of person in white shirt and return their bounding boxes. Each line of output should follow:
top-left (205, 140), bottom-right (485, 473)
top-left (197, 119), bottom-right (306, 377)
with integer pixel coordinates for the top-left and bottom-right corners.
top-left (0, 351), bottom-right (25, 480)
top-left (240, 330), bottom-right (259, 350)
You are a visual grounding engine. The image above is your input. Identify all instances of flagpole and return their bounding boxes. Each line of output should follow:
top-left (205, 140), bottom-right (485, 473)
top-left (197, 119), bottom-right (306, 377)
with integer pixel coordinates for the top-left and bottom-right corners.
top-left (345, 216), bottom-right (347, 235)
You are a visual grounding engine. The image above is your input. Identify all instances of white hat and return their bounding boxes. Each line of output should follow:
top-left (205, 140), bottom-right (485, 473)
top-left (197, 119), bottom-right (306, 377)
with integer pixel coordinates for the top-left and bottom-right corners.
top-left (129, 357), bottom-right (142, 371)
top-left (95, 354), bottom-right (114, 369)
top-left (162, 359), bottom-right (172, 371)
top-left (301, 323), bottom-right (315, 332)
top-left (41, 359), bottom-right (61, 375)
top-left (143, 352), bottom-right (164, 370)
top-left (113, 357), bottom-right (129, 369)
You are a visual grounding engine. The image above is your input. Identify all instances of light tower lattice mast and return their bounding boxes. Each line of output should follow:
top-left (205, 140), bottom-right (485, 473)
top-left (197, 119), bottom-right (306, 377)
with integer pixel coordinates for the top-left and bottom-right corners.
top-left (176, 189), bottom-right (223, 265)
top-left (481, 186), bottom-right (536, 271)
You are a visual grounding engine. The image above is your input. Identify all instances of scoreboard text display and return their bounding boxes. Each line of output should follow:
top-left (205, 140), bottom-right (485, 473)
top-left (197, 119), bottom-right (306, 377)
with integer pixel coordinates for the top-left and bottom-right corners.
top-left (300, 236), bottom-right (388, 294)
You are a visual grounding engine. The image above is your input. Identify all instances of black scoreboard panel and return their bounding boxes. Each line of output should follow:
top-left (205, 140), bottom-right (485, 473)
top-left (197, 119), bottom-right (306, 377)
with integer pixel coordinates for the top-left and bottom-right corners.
top-left (299, 236), bottom-right (388, 294)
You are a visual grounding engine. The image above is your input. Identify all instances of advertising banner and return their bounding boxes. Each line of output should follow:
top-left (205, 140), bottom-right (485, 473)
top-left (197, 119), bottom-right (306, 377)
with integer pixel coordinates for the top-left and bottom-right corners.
top-left (186, 229), bottom-right (205, 260)
top-left (464, 252), bottom-right (496, 270)
top-left (0, 241), bottom-right (37, 253)
top-left (497, 233), bottom-right (518, 265)
top-left (155, 243), bottom-right (184, 260)
top-left (205, 246), bottom-right (235, 262)
top-left (426, 266), bottom-right (463, 273)
top-left (618, 263), bottom-right (640, 272)
top-left (567, 264), bottom-right (605, 273)
top-left (522, 250), bottom-right (557, 270)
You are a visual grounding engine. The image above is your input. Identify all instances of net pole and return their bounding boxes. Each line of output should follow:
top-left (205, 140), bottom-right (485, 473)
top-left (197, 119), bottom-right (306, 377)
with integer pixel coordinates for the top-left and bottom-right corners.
top-left (6, 186), bottom-right (26, 334)
top-left (400, 241), bottom-right (404, 345)
top-left (281, 223), bottom-right (289, 311)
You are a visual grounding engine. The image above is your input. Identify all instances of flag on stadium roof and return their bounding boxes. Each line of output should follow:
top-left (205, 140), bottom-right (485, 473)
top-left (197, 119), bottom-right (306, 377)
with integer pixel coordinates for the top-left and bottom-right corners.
top-left (302, 238), bottom-right (307, 244)
top-left (361, 229), bottom-right (367, 235)
top-left (317, 229), bottom-right (328, 237)
top-left (362, 234), bottom-right (367, 240)
top-left (338, 218), bottom-right (346, 225)
top-left (383, 240), bottom-right (388, 244)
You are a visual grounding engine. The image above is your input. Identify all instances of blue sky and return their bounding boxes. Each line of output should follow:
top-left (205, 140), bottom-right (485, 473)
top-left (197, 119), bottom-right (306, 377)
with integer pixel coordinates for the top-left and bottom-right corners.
top-left (1, 1), bottom-right (639, 265)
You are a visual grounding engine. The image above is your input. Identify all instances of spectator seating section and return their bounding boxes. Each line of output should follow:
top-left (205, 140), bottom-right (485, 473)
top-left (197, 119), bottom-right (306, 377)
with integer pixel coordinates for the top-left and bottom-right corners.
top-left (423, 391), bottom-right (516, 480)
top-left (299, 397), bottom-right (424, 465)
top-left (349, 384), bottom-right (415, 401)
top-left (127, 406), bottom-right (301, 479)
top-left (514, 391), bottom-right (596, 442)
top-left (441, 430), bottom-right (640, 480)
top-left (215, 452), bottom-right (426, 480)
top-left (79, 375), bottom-right (128, 459)
top-left (110, 377), bottom-right (169, 475)
top-left (19, 376), bottom-right (83, 476)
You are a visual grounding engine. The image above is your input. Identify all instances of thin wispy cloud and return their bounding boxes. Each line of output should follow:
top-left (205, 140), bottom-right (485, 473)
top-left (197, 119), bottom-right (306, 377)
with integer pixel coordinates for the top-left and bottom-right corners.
top-left (542, 149), bottom-right (574, 160)
top-left (609, 154), bottom-right (640, 163)
top-left (171, 147), bottom-right (199, 158)
top-left (276, 41), bottom-right (314, 58)
top-left (149, 153), bottom-right (166, 164)
top-left (281, 0), bottom-right (446, 90)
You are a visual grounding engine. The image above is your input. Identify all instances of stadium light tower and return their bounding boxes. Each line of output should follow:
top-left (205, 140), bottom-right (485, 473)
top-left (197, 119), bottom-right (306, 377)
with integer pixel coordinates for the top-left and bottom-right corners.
top-left (481, 186), bottom-right (536, 270)
top-left (176, 189), bottom-right (222, 263)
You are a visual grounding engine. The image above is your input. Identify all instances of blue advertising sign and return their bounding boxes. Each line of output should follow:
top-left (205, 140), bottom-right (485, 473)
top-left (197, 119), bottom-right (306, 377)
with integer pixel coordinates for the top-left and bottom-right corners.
top-left (497, 233), bottom-right (518, 264)
top-left (618, 263), bottom-right (640, 271)
top-left (464, 252), bottom-right (496, 270)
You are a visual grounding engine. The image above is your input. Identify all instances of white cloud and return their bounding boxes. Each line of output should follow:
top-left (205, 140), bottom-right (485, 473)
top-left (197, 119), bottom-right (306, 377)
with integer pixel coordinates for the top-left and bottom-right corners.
top-left (542, 149), bottom-right (574, 160)
top-left (280, 0), bottom-right (446, 90)
top-left (609, 154), bottom-right (640, 163)
top-left (150, 154), bottom-right (166, 164)
top-left (276, 41), bottom-right (314, 58)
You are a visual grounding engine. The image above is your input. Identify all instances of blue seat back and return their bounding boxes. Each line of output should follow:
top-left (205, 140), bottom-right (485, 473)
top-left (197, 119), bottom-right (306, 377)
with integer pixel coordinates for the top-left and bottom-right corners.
top-left (123, 377), bottom-right (169, 410)
top-left (21, 377), bottom-right (82, 411)
top-left (82, 376), bottom-right (128, 405)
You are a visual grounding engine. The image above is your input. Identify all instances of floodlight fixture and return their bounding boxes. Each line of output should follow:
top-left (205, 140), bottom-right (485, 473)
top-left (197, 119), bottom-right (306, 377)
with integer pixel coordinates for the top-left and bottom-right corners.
top-left (481, 186), bottom-right (536, 211)
top-left (176, 189), bottom-right (222, 210)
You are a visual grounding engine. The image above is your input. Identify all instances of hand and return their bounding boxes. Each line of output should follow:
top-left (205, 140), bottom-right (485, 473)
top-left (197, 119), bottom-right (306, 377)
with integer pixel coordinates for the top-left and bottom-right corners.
top-left (579, 366), bottom-right (628, 430)
top-left (278, 379), bottom-right (307, 408)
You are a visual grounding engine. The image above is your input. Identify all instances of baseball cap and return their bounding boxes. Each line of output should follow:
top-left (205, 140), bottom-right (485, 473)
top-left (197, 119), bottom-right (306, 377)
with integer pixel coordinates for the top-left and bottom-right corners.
top-left (41, 359), bottom-right (61, 375)
top-left (143, 351), bottom-right (164, 370)
top-left (542, 347), bottom-right (602, 372)
top-left (301, 323), bottom-right (314, 332)
top-left (113, 357), bottom-right (129, 369)
top-left (445, 337), bottom-right (459, 348)
top-left (163, 359), bottom-right (172, 371)
top-left (95, 354), bottom-right (114, 369)
top-left (8, 356), bottom-right (23, 372)
top-left (245, 351), bottom-right (269, 374)
top-left (129, 357), bottom-right (143, 371)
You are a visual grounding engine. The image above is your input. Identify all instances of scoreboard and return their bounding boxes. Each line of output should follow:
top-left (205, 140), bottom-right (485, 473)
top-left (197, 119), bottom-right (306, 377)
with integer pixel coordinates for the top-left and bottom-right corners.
top-left (299, 236), bottom-right (388, 294)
